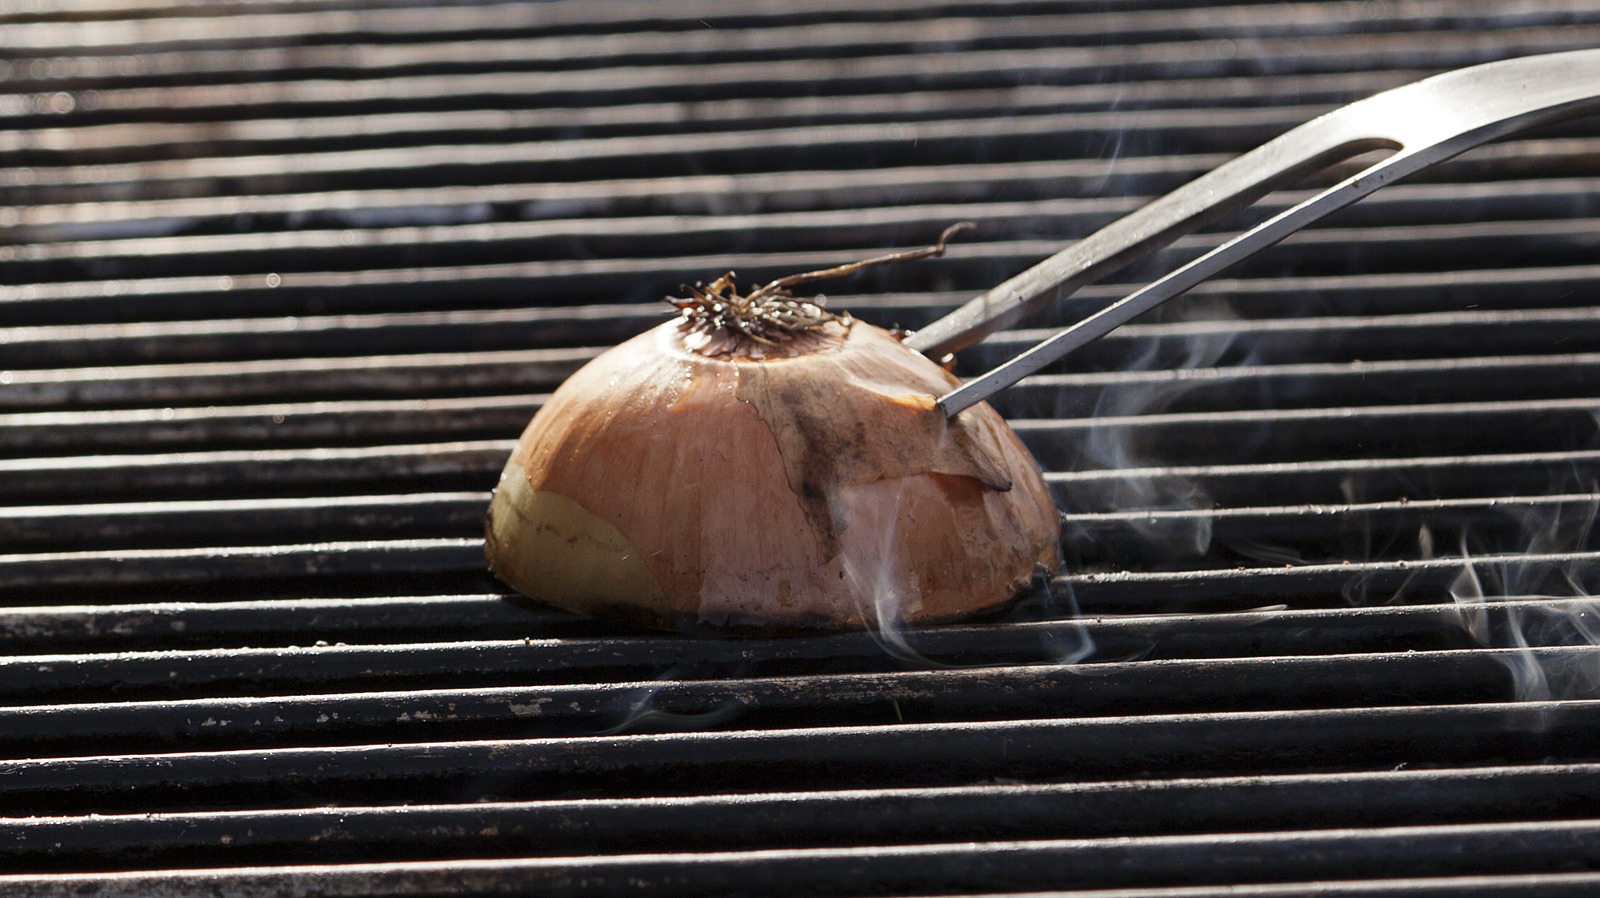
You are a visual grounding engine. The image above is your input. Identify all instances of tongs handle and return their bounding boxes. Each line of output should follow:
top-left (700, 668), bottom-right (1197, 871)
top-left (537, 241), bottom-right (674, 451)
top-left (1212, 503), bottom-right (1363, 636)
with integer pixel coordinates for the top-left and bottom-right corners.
top-left (916, 49), bottom-right (1600, 418)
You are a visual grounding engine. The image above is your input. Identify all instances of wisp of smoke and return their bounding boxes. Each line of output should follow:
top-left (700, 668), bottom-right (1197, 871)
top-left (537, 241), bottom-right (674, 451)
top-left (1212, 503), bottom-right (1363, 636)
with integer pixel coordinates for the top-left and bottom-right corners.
top-left (1445, 484), bottom-right (1600, 704)
top-left (840, 480), bottom-right (1096, 670)
top-left (595, 667), bottom-right (752, 736)
top-left (1017, 563), bottom-right (1098, 666)
top-left (1063, 301), bottom-right (1247, 563)
top-left (839, 477), bottom-right (959, 668)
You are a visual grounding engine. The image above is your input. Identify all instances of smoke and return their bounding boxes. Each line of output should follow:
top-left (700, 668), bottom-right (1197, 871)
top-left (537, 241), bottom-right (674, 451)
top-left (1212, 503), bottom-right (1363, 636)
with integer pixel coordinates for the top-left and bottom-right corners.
top-left (595, 667), bottom-right (751, 736)
top-left (1012, 563), bottom-right (1098, 666)
top-left (1444, 484), bottom-right (1600, 703)
top-left (839, 476), bottom-right (940, 667)
top-left (1060, 300), bottom-right (1247, 565)
top-left (839, 480), bottom-right (1095, 670)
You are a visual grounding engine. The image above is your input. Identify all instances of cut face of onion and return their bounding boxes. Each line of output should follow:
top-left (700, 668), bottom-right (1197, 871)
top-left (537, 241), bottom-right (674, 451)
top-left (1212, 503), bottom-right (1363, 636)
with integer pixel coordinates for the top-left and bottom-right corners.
top-left (485, 310), bottom-right (1061, 633)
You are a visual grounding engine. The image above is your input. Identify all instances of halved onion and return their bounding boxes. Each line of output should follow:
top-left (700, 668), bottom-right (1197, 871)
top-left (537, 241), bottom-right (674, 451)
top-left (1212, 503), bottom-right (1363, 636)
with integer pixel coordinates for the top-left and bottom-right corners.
top-left (486, 235), bottom-right (1060, 632)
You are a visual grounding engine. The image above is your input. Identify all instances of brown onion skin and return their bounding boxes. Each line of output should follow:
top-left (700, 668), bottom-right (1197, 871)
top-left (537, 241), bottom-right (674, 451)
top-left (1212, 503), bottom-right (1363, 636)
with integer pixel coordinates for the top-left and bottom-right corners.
top-left (485, 316), bottom-right (1060, 632)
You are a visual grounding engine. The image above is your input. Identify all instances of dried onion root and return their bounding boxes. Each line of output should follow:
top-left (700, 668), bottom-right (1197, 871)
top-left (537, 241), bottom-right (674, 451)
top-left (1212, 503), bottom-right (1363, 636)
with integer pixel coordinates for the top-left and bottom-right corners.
top-left (486, 226), bottom-right (1060, 632)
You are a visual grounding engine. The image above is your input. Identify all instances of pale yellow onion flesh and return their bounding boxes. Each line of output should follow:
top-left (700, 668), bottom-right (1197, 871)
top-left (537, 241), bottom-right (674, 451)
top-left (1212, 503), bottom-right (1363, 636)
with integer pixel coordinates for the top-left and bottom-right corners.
top-left (485, 316), bottom-right (1060, 631)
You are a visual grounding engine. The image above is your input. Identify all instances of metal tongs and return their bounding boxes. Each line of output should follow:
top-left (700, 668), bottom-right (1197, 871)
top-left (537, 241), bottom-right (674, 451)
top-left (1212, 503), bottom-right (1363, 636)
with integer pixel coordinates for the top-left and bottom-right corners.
top-left (915, 49), bottom-right (1600, 418)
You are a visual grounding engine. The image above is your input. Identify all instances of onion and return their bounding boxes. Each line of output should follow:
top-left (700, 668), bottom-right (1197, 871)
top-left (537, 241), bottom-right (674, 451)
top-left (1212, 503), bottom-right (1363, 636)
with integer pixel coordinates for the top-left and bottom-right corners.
top-left (486, 229), bottom-right (1060, 632)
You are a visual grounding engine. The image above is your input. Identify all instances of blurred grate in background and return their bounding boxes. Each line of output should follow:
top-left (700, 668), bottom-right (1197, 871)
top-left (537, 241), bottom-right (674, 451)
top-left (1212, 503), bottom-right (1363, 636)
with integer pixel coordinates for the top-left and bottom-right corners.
top-left (3, 0), bottom-right (1600, 894)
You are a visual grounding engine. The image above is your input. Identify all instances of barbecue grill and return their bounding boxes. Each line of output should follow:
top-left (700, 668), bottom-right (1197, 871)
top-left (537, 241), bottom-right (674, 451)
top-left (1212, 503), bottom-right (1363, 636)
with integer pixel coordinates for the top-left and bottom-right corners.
top-left (5, 0), bottom-right (1600, 894)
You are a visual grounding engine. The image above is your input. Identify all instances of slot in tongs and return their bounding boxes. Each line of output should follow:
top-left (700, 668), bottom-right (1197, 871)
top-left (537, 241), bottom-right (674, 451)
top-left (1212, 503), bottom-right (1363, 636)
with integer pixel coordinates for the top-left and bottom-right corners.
top-left (913, 49), bottom-right (1600, 418)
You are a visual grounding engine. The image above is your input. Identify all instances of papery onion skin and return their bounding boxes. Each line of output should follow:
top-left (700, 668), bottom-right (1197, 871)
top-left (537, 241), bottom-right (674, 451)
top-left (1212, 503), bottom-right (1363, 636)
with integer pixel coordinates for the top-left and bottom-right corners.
top-left (485, 315), bottom-right (1060, 632)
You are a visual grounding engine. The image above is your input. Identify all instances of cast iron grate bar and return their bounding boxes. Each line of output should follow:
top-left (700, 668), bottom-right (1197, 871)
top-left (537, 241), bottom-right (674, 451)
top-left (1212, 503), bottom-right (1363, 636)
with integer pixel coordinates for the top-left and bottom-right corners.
top-left (0, 764), bottom-right (1597, 872)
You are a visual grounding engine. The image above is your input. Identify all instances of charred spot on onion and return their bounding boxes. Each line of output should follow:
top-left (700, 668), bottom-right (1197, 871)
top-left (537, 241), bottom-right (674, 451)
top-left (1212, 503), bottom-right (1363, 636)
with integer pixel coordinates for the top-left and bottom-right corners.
top-left (486, 222), bottom-right (1060, 633)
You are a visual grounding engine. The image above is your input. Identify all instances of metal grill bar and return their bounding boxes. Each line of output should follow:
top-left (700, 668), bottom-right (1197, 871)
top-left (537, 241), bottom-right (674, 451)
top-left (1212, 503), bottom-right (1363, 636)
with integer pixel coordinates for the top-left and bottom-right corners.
top-left (7, 866), bottom-right (1600, 898)
top-left (11, 30), bottom-right (1593, 129)
top-left (11, 0), bottom-right (1590, 61)
top-left (6, 649), bottom-right (1596, 758)
top-left (0, 764), bottom-right (1596, 870)
top-left (5, 595), bottom-right (1556, 656)
top-left (0, 441), bottom-right (513, 503)
top-left (5, 701), bottom-right (1600, 812)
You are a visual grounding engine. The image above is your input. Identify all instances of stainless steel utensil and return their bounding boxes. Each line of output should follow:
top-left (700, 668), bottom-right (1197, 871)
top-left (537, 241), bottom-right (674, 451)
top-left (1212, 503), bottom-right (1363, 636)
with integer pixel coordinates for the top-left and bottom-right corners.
top-left (915, 49), bottom-right (1600, 418)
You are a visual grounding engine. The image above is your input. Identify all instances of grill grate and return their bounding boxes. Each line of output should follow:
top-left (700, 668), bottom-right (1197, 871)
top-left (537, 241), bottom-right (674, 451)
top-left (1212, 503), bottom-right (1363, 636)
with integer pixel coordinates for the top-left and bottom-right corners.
top-left (5, 1), bottom-right (1600, 895)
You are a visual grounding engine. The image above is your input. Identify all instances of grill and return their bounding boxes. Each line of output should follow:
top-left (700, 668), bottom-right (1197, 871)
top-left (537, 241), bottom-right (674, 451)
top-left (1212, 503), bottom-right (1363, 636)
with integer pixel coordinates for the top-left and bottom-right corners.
top-left (5, 1), bottom-right (1600, 894)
